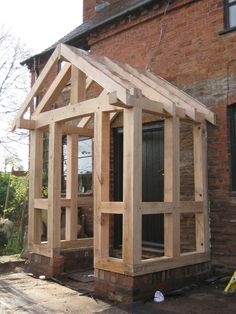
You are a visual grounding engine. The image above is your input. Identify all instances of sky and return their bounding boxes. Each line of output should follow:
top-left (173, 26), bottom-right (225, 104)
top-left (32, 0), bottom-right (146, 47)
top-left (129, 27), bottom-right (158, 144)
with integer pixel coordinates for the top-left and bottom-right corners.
top-left (0, 0), bottom-right (83, 170)
top-left (0, 0), bottom-right (83, 54)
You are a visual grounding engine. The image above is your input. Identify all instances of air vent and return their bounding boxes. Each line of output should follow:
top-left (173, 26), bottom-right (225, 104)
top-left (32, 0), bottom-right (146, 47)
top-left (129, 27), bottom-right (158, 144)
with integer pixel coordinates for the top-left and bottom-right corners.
top-left (95, 1), bottom-right (110, 12)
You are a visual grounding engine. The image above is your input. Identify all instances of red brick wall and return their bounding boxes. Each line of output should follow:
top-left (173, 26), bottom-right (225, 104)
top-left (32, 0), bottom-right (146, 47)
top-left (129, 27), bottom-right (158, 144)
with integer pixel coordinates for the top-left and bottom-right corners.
top-left (83, 0), bottom-right (96, 20)
top-left (95, 262), bottom-right (211, 302)
top-left (83, 0), bottom-right (121, 21)
top-left (87, 0), bottom-right (236, 271)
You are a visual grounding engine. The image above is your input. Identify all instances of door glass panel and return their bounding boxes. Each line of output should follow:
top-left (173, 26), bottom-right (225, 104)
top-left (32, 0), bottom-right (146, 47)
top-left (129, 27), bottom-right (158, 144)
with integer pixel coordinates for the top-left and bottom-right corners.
top-left (229, 6), bottom-right (236, 27)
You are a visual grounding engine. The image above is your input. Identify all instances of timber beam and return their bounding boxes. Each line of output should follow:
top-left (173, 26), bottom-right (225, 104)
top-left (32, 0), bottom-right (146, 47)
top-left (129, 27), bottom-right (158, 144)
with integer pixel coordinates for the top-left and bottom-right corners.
top-left (32, 62), bottom-right (71, 118)
top-left (32, 92), bottom-right (118, 129)
top-left (16, 118), bottom-right (36, 130)
top-left (61, 125), bottom-right (93, 137)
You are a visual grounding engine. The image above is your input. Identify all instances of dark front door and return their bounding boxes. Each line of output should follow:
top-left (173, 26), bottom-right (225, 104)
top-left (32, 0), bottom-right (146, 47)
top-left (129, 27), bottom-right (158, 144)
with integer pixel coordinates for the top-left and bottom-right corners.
top-left (142, 123), bottom-right (164, 246)
top-left (113, 122), bottom-right (164, 248)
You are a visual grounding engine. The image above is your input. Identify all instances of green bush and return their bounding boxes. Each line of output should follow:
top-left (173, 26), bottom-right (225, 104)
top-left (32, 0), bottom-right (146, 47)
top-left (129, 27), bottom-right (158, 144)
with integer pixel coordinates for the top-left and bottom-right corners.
top-left (3, 233), bottom-right (22, 255)
top-left (0, 229), bottom-right (8, 248)
top-left (0, 171), bottom-right (28, 255)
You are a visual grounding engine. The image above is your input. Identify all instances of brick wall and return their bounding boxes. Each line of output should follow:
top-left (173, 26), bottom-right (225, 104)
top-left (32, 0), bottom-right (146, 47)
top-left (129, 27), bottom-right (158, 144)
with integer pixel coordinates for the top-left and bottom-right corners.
top-left (95, 262), bottom-right (211, 302)
top-left (83, 0), bottom-right (121, 21)
top-left (86, 0), bottom-right (236, 271)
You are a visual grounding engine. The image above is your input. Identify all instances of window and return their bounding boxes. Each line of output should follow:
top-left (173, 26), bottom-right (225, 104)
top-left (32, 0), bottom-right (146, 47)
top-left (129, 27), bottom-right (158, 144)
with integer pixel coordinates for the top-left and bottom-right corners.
top-left (78, 137), bottom-right (93, 193)
top-left (225, 0), bottom-right (236, 29)
top-left (228, 104), bottom-right (236, 191)
top-left (60, 136), bottom-right (93, 194)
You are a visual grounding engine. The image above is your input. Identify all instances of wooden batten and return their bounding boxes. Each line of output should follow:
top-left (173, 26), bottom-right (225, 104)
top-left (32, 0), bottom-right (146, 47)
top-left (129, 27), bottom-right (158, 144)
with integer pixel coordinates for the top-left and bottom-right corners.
top-left (34, 198), bottom-right (72, 210)
top-left (164, 117), bottom-right (180, 258)
top-left (77, 116), bottom-right (92, 128)
top-left (16, 118), bottom-right (36, 130)
top-left (60, 238), bottom-right (93, 249)
top-left (61, 124), bottom-right (94, 137)
top-left (77, 196), bottom-right (93, 207)
top-left (100, 202), bottom-right (124, 214)
top-left (141, 201), bottom-right (203, 215)
top-left (193, 122), bottom-right (209, 253)
top-left (86, 78), bottom-right (93, 89)
top-left (28, 129), bottom-right (44, 248)
top-left (66, 134), bottom-right (78, 240)
top-left (70, 66), bottom-right (86, 104)
top-left (123, 106), bottom-right (142, 266)
top-left (94, 111), bottom-right (110, 260)
top-left (47, 122), bottom-right (62, 255)
top-left (34, 198), bottom-right (48, 210)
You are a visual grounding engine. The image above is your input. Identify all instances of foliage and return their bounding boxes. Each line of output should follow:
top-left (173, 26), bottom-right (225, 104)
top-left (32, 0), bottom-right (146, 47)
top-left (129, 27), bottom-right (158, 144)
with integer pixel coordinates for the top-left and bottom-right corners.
top-left (0, 229), bottom-right (8, 247)
top-left (0, 172), bottom-right (28, 219)
top-left (3, 232), bottom-right (22, 255)
top-left (0, 25), bottom-right (31, 255)
top-left (0, 172), bottom-right (14, 216)
top-left (0, 171), bottom-right (28, 255)
top-left (4, 174), bottom-right (28, 221)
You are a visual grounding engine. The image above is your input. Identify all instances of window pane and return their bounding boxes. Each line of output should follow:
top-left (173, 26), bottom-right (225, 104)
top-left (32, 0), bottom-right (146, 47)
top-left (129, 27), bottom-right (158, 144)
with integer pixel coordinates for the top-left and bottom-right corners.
top-left (229, 6), bottom-right (236, 27)
top-left (78, 138), bottom-right (93, 193)
top-left (228, 105), bottom-right (236, 191)
top-left (79, 156), bottom-right (92, 174)
top-left (78, 138), bottom-right (92, 174)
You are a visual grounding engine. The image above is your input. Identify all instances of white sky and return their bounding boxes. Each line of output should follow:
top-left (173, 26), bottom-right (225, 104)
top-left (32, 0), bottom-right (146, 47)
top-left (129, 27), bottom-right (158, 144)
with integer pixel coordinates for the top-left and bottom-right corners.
top-left (0, 0), bottom-right (83, 170)
top-left (0, 0), bottom-right (83, 54)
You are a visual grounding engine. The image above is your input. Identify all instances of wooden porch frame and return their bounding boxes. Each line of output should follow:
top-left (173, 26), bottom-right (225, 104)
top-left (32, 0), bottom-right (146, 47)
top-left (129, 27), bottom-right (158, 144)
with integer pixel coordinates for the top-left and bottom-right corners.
top-left (13, 44), bottom-right (215, 274)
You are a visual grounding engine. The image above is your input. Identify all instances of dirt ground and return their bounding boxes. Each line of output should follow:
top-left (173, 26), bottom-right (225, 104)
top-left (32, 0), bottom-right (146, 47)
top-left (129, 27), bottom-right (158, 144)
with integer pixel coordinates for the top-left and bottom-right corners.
top-left (0, 257), bottom-right (236, 313)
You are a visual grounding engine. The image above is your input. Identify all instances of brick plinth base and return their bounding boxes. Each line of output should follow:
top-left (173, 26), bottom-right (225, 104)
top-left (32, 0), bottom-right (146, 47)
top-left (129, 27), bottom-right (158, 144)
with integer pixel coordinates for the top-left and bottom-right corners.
top-left (28, 247), bottom-right (93, 277)
top-left (28, 253), bottom-right (64, 277)
top-left (95, 262), bottom-right (211, 302)
top-left (61, 247), bottom-right (93, 272)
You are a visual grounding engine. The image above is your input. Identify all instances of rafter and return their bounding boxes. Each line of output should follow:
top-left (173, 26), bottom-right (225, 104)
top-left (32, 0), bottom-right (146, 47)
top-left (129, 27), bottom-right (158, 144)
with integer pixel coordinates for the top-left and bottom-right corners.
top-left (98, 55), bottom-right (176, 116)
top-left (11, 45), bottom-right (61, 131)
top-left (60, 44), bottom-right (132, 105)
top-left (32, 62), bottom-right (71, 118)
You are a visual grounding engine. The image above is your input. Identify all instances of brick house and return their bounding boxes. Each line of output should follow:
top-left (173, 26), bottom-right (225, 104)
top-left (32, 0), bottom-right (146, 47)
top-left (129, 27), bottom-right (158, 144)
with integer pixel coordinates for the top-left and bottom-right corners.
top-left (13, 0), bottom-right (236, 301)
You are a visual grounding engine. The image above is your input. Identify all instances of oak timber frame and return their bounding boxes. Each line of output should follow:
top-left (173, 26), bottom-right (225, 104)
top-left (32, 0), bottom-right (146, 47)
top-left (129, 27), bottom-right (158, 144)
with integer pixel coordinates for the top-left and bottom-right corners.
top-left (12, 44), bottom-right (215, 276)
